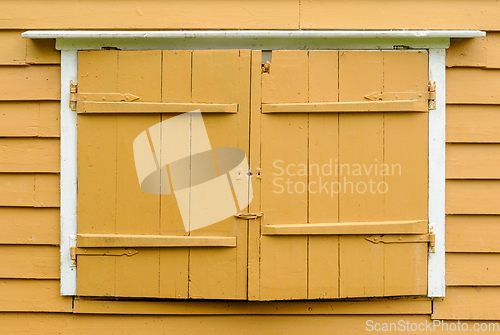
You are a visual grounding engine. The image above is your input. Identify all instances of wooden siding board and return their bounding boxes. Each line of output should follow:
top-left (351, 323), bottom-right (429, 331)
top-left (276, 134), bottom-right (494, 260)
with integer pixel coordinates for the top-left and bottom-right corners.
top-left (0, 31), bottom-right (26, 65)
top-left (446, 215), bottom-right (500, 253)
top-left (446, 180), bottom-right (500, 215)
top-left (446, 37), bottom-right (487, 68)
top-left (0, 102), bottom-right (60, 138)
top-left (0, 66), bottom-right (60, 101)
top-left (26, 38), bottom-right (60, 64)
top-left (300, 0), bottom-right (500, 30)
top-left (0, 138), bottom-right (60, 173)
top-left (0, 1), bottom-right (299, 29)
top-left (446, 144), bottom-right (500, 179)
top-left (447, 253), bottom-right (500, 286)
top-left (447, 68), bottom-right (500, 104)
top-left (487, 32), bottom-right (500, 69)
top-left (74, 298), bottom-right (431, 315)
top-left (0, 174), bottom-right (59, 207)
top-left (433, 287), bottom-right (500, 320)
top-left (0, 245), bottom-right (59, 279)
top-left (446, 105), bottom-right (500, 143)
top-left (0, 279), bottom-right (71, 312)
top-left (0, 207), bottom-right (59, 245)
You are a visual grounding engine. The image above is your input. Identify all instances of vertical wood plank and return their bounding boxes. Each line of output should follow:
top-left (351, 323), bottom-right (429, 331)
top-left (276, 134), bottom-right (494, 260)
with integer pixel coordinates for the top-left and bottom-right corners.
top-left (307, 51), bottom-right (339, 299)
top-left (114, 51), bottom-right (162, 297)
top-left (260, 50), bottom-right (308, 300)
top-left (159, 50), bottom-right (191, 299)
top-left (338, 51), bottom-right (385, 298)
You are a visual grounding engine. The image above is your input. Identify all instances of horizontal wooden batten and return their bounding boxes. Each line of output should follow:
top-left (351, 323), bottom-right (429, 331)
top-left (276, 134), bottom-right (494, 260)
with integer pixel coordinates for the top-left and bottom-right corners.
top-left (262, 101), bottom-right (428, 113)
top-left (77, 102), bottom-right (238, 114)
top-left (77, 234), bottom-right (237, 248)
top-left (261, 220), bottom-right (427, 235)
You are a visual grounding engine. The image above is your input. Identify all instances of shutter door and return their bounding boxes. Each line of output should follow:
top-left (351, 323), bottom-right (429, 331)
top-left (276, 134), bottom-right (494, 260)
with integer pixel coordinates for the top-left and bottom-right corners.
top-left (250, 50), bottom-right (429, 300)
top-left (76, 50), bottom-right (251, 299)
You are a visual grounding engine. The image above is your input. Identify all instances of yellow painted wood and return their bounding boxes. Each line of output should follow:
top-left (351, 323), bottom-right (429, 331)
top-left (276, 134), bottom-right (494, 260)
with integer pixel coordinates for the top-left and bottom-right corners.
top-left (446, 105), bottom-right (500, 143)
top-left (447, 68), bottom-right (500, 104)
top-left (339, 51), bottom-right (385, 298)
top-left (247, 50), bottom-right (262, 300)
top-left (446, 180), bottom-right (500, 214)
top-left (447, 144), bottom-right (500, 179)
top-left (189, 49), bottom-right (250, 300)
top-left (162, 50), bottom-right (191, 103)
top-left (1, 0), bottom-right (299, 29)
top-left (433, 287), bottom-right (500, 320)
top-left (446, 37), bottom-right (487, 67)
top-left (0, 208), bottom-right (59, 244)
top-left (73, 298), bottom-right (431, 315)
top-left (78, 102), bottom-right (238, 114)
top-left (447, 253), bottom-right (500, 286)
top-left (446, 215), bottom-right (500, 252)
top-left (0, 31), bottom-right (27, 65)
top-left (487, 32), bottom-right (500, 68)
top-left (259, 50), bottom-right (309, 300)
top-left (0, 138), bottom-right (59, 172)
top-left (0, 279), bottom-right (72, 312)
top-left (26, 38), bottom-right (60, 64)
top-left (77, 234), bottom-right (237, 247)
top-left (0, 174), bottom-right (59, 207)
top-left (262, 100), bottom-right (428, 113)
top-left (262, 220), bottom-right (428, 235)
top-left (308, 51), bottom-right (339, 299)
top-left (300, 0), bottom-right (500, 30)
top-left (0, 246), bottom-right (59, 279)
top-left (0, 65), bottom-right (60, 100)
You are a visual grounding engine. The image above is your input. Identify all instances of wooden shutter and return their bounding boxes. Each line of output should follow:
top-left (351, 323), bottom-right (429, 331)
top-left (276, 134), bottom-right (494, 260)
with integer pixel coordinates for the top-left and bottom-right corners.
top-left (249, 50), bottom-right (430, 300)
top-left (76, 50), bottom-right (251, 299)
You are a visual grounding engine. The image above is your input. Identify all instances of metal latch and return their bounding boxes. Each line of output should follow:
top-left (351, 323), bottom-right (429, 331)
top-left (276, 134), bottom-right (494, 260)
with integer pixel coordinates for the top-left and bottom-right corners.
top-left (366, 233), bottom-right (435, 252)
top-left (70, 247), bottom-right (139, 261)
top-left (235, 212), bottom-right (263, 220)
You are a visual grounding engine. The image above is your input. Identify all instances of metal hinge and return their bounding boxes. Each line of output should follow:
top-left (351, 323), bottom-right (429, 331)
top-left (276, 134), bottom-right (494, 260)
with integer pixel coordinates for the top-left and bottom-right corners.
top-left (364, 80), bottom-right (436, 110)
top-left (69, 82), bottom-right (140, 111)
top-left (235, 212), bottom-right (263, 220)
top-left (70, 247), bottom-right (138, 261)
top-left (366, 233), bottom-right (435, 252)
top-left (261, 61), bottom-right (271, 74)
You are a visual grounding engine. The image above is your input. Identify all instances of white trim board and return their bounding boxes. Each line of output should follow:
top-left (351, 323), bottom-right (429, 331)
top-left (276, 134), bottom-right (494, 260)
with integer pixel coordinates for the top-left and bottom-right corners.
top-left (27, 30), bottom-right (484, 298)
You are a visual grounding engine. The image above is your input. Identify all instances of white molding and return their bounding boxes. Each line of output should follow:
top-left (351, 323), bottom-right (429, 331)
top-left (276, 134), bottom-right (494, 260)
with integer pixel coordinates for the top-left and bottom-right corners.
top-left (22, 30), bottom-right (485, 39)
top-left (60, 50), bottom-right (78, 296)
top-left (428, 49), bottom-right (446, 297)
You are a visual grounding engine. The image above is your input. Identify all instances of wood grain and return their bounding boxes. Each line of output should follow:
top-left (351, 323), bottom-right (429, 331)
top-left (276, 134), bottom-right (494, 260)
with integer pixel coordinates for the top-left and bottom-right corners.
top-left (0, 174), bottom-right (59, 207)
top-left (0, 138), bottom-right (59, 172)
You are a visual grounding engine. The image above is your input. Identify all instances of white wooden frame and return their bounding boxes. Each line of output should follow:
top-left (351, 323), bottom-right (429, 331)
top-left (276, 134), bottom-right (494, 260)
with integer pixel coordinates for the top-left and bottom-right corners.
top-left (22, 30), bottom-right (485, 298)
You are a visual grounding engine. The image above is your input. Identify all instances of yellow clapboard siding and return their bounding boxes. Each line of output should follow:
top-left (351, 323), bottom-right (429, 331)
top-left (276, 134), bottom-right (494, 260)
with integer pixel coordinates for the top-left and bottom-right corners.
top-left (433, 286), bottom-right (500, 320)
top-left (0, 31), bottom-right (27, 65)
top-left (0, 0), bottom-right (299, 29)
top-left (446, 180), bottom-right (500, 214)
top-left (0, 314), bottom-right (452, 334)
top-left (74, 298), bottom-right (431, 315)
top-left (0, 102), bottom-right (60, 137)
top-left (0, 246), bottom-right (59, 279)
top-left (0, 174), bottom-right (59, 207)
top-left (0, 279), bottom-right (71, 312)
top-left (447, 144), bottom-right (500, 179)
top-left (447, 253), bottom-right (500, 286)
top-left (0, 66), bottom-right (60, 101)
top-left (0, 138), bottom-right (59, 173)
top-left (446, 37), bottom-right (487, 68)
top-left (300, 0), bottom-right (500, 30)
top-left (447, 68), bottom-right (500, 104)
top-left (487, 32), bottom-right (500, 69)
top-left (446, 215), bottom-right (500, 252)
top-left (446, 105), bottom-right (500, 143)
top-left (26, 38), bottom-right (60, 64)
top-left (0, 207), bottom-right (59, 245)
